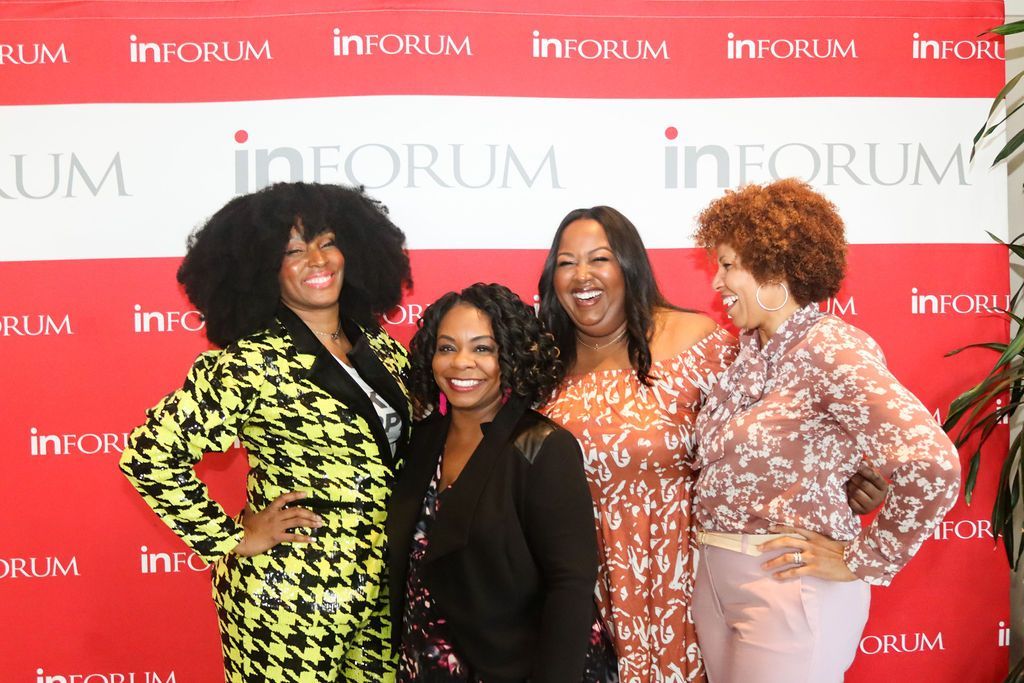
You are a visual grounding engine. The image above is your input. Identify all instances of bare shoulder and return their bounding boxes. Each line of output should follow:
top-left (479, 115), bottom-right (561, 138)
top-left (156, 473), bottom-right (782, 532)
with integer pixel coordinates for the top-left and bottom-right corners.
top-left (651, 309), bottom-right (719, 361)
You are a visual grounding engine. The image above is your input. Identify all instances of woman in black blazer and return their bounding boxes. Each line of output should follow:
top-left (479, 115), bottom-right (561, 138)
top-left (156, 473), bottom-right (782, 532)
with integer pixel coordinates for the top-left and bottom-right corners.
top-left (386, 283), bottom-right (616, 682)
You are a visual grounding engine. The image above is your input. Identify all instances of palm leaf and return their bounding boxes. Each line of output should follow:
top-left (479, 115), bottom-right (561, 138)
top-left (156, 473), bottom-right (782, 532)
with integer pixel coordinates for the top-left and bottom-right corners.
top-left (993, 444), bottom-right (1020, 564)
top-left (953, 402), bottom-right (1018, 451)
top-left (946, 368), bottom-right (1024, 429)
top-left (1009, 653), bottom-right (1024, 683)
top-left (970, 69), bottom-right (1024, 161)
top-left (984, 19), bottom-right (1024, 36)
top-left (994, 128), bottom-right (1024, 166)
top-left (964, 451), bottom-right (983, 505)
top-left (945, 341), bottom-right (1008, 356)
top-left (984, 101), bottom-right (1024, 139)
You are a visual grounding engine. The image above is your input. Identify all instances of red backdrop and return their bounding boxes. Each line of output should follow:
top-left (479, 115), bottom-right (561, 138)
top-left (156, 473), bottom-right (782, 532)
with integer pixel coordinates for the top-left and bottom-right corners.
top-left (0, 2), bottom-right (1011, 681)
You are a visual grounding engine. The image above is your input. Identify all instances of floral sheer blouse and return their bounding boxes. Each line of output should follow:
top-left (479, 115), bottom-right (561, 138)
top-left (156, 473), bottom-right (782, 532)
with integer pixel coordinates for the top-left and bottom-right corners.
top-left (694, 304), bottom-right (961, 586)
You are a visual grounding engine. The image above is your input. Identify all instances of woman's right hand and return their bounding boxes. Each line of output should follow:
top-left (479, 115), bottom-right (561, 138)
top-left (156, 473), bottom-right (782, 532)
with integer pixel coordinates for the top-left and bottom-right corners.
top-left (846, 463), bottom-right (888, 515)
top-left (232, 491), bottom-right (323, 557)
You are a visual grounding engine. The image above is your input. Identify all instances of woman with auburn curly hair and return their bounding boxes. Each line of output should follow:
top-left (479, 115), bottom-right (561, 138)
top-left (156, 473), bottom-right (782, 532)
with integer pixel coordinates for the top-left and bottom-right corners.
top-left (691, 178), bottom-right (961, 682)
top-left (386, 283), bottom-right (616, 682)
top-left (121, 182), bottom-right (412, 682)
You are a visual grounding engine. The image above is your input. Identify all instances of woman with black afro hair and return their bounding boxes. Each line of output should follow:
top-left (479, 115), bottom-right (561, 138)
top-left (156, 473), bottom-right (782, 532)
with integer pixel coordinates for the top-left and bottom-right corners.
top-left (120, 182), bottom-right (413, 682)
top-left (386, 283), bottom-right (617, 682)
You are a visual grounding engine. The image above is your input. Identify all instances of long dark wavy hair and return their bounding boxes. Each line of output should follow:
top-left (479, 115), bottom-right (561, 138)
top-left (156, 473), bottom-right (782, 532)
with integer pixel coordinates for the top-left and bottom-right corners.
top-left (538, 206), bottom-right (677, 387)
top-left (408, 283), bottom-right (563, 415)
top-left (176, 182), bottom-right (411, 348)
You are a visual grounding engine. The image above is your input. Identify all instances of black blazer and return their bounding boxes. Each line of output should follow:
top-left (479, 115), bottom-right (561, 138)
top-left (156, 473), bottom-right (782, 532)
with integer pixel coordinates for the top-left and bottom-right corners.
top-left (386, 397), bottom-right (598, 683)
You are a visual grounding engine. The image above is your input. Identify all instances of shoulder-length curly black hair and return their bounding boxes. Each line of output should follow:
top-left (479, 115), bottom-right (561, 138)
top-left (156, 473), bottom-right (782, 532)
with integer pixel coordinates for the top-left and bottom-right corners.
top-left (408, 283), bottom-right (563, 414)
top-left (176, 182), bottom-right (411, 347)
top-left (537, 206), bottom-right (678, 387)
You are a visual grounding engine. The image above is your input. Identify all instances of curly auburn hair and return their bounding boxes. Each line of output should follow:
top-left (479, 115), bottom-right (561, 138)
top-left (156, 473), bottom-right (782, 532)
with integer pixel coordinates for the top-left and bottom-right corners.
top-left (693, 178), bottom-right (846, 305)
top-left (408, 283), bottom-right (564, 414)
top-left (176, 182), bottom-right (411, 347)
top-left (538, 206), bottom-right (680, 387)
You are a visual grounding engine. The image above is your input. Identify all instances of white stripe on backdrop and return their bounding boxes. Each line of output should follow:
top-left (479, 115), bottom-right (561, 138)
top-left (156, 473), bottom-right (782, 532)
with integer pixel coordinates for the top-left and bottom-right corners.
top-left (0, 96), bottom-right (1008, 261)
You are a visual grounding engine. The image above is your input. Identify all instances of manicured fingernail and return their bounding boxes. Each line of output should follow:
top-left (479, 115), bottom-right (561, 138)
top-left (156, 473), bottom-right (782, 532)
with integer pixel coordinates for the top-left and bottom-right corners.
top-left (316, 516), bottom-right (324, 524)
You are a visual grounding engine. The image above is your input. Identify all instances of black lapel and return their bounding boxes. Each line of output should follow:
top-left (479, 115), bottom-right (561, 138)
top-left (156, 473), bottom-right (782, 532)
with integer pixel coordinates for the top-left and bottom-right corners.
top-left (424, 397), bottom-right (530, 564)
top-left (276, 306), bottom-right (398, 467)
top-left (386, 411), bottom-right (446, 641)
top-left (388, 412), bottom-right (448, 556)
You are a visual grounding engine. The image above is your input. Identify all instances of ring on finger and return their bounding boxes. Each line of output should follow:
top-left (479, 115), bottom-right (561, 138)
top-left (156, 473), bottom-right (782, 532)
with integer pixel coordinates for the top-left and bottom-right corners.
top-left (793, 551), bottom-right (803, 566)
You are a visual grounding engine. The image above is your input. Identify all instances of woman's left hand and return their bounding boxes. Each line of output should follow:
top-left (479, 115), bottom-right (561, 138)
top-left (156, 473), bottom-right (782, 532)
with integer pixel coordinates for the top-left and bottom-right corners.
top-left (758, 525), bottom-right (858, 582)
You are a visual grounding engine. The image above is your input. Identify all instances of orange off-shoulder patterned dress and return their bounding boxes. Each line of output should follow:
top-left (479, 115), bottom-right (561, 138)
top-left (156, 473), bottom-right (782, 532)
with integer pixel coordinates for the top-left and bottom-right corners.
top-left (542, 327), bottom-right (737, 683)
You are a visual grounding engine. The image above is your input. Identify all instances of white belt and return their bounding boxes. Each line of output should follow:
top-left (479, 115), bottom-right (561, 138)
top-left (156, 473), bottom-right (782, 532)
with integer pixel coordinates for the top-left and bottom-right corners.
top-left (697, 530), bottom-right (803, 557)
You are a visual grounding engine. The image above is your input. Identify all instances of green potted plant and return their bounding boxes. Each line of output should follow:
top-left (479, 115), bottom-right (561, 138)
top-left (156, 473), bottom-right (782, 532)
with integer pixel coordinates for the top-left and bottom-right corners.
top-left (943, 18), bottom-right (1024, 683)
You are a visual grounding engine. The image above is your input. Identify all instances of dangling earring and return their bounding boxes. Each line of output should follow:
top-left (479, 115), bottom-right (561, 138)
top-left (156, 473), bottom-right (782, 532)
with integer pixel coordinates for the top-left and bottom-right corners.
top-left (755, 283), bottom-right (790, 312)
top-left (438, 393), bottom-right (449, 416)
top-left (501, 387), bottom-right (512, 405)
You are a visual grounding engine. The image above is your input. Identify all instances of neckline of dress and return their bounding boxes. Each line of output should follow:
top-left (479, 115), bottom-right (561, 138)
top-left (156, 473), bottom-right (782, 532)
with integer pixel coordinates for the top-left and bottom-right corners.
top-left (562, 325), bottom-right (730, 383)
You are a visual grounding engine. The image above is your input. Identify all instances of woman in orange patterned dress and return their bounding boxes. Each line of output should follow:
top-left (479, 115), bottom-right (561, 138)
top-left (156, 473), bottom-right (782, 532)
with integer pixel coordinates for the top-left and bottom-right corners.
top-left (538, 206), bottom-right (735, 683)
top-left (537, 206), bottom-right (887, 683)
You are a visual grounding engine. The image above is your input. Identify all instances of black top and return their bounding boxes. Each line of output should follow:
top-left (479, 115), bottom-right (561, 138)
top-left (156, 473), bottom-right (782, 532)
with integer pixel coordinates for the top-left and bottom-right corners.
top-left (387, 398), bottom-right (600, 683)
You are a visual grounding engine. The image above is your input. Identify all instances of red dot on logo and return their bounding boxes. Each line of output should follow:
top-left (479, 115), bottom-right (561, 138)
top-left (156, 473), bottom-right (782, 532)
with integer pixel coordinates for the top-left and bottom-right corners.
top-left (234, 129), bottom-right (249, 144)
top-left (664, 127), bottom-right (678, 140)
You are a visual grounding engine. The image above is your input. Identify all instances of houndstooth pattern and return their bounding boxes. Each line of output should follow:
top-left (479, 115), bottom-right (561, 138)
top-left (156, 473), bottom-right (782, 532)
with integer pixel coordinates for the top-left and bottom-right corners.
top-left (121, 318), bottom-right (410, 681)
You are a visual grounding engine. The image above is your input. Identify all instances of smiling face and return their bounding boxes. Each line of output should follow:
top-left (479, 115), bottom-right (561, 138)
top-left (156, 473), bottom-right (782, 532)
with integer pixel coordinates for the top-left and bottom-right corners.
top-left (712, 242), bottom-right (792, 336)
top-left (278, 227), bottom-right (344, 317)
top-left (432, 303), bottom-right (504, 421)
top-left (552, 218), bottom-right (628, 340)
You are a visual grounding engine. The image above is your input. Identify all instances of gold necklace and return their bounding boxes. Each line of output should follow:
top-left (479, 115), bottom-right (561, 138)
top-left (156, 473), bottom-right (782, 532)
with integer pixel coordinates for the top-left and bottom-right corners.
top-left (576, 327), bottom-right (628, 351)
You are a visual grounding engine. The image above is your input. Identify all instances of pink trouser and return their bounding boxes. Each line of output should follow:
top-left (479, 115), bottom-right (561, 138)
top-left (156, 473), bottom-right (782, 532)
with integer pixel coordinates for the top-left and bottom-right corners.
top-left (692, 541), bottom-right (870, 683)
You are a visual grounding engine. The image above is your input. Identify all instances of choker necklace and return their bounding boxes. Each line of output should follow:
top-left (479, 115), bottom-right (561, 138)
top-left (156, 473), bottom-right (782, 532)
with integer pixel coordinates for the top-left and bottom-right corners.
top-left (576, 328), bottom-right (628, 351)
top-left (310, 325), bottom-right (342, 342)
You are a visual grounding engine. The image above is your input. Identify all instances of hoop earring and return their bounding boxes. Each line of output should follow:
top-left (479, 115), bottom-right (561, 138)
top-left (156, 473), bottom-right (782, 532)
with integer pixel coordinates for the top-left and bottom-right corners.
top-left (755, 283), bottom-right (789, 312)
